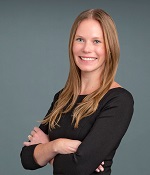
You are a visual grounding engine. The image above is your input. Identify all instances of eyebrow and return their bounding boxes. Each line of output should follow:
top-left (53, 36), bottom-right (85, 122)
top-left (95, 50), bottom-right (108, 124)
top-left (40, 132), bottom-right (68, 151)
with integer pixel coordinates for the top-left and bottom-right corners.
top-left (75, 35), bottom-right (103, 40)
top-left (75, 35), bottom-right (101, 39)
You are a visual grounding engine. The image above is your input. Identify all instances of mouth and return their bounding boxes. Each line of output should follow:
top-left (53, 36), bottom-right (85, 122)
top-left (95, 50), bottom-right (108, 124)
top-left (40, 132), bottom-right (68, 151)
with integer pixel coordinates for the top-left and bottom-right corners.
top-left (79, 56), bottom-right (97, 61)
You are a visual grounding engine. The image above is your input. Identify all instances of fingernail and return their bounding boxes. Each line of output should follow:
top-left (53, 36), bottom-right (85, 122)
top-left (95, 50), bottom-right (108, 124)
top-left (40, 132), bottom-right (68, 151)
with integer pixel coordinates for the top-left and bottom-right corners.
top-left (101, 167), bottom-right (104, 171)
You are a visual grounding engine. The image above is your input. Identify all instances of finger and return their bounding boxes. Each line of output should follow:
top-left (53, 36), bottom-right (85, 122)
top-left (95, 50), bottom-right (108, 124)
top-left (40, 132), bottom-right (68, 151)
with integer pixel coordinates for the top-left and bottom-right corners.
top-left (34, 127), bottom-right (41, 132)
top-left (95, 168), bottom-right (100, 172)
top-left (28, 135), bottom-right (32, 140)
top-left (23, 141), bottom-right (30, 146)
top-left (102, 161), bottom-right (104, 165)
top-left (31, 130), bottom-right (36, 136)
top-left (99, 165), bottom-right (104, 171)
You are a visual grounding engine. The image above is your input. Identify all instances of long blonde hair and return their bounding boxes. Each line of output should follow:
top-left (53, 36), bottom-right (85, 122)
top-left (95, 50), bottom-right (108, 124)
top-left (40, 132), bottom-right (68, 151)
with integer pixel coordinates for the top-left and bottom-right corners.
top-left (42, 9), bottom-right (120, 129)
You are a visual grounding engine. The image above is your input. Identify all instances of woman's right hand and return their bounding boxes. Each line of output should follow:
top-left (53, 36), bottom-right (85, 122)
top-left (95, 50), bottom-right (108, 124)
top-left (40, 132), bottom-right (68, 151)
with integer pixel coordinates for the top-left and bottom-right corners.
top-left (54, 138), bottom-right (81, 154)
top-left (53, 138), bottom-right (104, 172)
top-left (49, 138), bottom-right (81, 166)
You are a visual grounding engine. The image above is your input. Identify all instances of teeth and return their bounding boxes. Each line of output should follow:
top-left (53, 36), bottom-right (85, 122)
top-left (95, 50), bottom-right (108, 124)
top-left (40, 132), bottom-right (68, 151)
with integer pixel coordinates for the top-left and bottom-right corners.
top-left (80, 57), bottom-right (96, 60)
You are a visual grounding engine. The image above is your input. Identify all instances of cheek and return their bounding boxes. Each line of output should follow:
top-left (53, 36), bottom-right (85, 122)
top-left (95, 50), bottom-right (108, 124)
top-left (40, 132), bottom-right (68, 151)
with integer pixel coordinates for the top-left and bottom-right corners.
top-left (72, 43), bottom-right (81, 55)
top-left (72, 45), bottom-right (77, 55)
top-left (96, 47), bottom-right (106, 56)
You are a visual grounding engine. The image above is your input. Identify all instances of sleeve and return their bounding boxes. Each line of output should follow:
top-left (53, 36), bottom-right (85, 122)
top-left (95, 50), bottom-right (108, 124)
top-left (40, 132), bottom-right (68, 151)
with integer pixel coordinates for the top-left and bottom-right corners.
top-left (20, 92), bottom-right (60, 170)
top-left (53, 91), bottom-right (134, 175)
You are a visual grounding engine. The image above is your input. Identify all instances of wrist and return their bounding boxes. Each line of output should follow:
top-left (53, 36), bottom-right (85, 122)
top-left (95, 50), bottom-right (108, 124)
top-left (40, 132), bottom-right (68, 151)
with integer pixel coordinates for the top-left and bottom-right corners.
top-left (51, 139), bottom-right (60, 154)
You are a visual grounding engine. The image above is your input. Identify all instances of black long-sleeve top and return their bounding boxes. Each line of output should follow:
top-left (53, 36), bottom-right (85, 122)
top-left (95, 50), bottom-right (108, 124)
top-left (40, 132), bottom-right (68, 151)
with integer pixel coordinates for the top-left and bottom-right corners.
top-left (20, 87), bottom-right (134, 175)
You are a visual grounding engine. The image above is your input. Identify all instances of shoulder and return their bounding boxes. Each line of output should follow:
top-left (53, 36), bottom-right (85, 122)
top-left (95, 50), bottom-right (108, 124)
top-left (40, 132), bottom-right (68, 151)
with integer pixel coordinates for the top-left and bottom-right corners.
top-left (98, 88), bottom-right (134, 122)
top-left (53, 89), bottom-right (63, 101)
top-left (101, 87), bottom-right (134, 107)
top-left (109, 82), bottom-right (133, 101)
top-left (107, 87), bottom-right (133, 99)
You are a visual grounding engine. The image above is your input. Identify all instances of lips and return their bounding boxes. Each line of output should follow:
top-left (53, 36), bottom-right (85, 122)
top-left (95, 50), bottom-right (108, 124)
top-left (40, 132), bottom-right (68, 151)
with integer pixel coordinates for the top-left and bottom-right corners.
top-left (79, 56), bottom-right (97, 61)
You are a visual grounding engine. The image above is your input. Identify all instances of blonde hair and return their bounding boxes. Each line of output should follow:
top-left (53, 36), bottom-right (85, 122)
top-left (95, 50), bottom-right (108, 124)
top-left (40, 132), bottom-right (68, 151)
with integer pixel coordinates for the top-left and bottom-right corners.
top-left (42, 9), bottom-right (120, 129)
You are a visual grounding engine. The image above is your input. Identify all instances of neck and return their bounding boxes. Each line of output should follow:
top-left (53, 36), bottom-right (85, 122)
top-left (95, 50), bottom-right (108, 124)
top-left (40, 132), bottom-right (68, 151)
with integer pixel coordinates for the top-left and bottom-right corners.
top-left (80, 72), bottom-right (101, 95)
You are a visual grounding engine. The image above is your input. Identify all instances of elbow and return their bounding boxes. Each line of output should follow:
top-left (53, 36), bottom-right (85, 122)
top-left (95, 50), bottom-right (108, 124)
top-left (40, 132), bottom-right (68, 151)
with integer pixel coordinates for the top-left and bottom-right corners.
top-left (21, 159), bottom-right (33, 170)
top-left (20, 151), bottom-right (36, 170)
top-left (20, 153), bottom-right (32, 170)
top-left (20, 146), bottom-right (43, 170)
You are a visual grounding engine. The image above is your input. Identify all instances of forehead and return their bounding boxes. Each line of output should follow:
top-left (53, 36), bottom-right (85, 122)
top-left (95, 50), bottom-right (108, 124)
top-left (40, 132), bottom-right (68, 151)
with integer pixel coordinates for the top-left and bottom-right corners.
top-left (75, 19), bottom-right (103, 37)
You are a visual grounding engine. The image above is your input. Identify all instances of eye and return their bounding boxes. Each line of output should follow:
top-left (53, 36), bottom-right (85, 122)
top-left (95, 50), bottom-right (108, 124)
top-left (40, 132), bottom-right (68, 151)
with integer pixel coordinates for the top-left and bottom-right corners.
top-left (94, 40), bottom-right (101, 44)
top-left (75, 38), bottom-right (84, 42)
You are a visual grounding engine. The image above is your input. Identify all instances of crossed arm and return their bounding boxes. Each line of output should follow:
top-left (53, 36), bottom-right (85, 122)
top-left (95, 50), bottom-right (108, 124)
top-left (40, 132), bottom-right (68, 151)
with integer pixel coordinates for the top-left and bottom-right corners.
top-left (23, 127), bottom-right (104, 172)
top-left (21, 89), bottom-right (133, 174)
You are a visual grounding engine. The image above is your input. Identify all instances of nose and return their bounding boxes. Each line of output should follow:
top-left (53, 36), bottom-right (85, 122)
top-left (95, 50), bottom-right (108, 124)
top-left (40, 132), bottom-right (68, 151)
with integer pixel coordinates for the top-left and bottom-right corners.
top-left (82, 41), bottom-right (93, 53)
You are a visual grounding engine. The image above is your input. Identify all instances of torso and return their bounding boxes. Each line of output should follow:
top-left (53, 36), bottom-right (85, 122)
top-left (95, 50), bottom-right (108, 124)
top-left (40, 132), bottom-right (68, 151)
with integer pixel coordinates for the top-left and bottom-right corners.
top-left (50, 87), bottom-right (134, 175)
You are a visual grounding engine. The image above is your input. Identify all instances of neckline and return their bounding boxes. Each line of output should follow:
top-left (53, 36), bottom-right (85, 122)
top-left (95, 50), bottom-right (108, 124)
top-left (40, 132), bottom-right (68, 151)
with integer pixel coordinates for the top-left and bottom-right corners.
top-left (78, 87), bottom-right (123, 97)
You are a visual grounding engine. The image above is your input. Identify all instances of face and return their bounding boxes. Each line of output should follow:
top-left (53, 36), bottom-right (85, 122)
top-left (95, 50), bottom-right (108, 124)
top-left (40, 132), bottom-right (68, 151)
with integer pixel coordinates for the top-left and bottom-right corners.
top-left (73, 19), bottom-right (106, 76)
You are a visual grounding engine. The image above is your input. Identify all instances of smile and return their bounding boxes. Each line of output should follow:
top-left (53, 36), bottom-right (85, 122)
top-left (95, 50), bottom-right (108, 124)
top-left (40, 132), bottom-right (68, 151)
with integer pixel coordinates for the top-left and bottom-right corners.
top-left (80, 56), bottom-right (97, 61)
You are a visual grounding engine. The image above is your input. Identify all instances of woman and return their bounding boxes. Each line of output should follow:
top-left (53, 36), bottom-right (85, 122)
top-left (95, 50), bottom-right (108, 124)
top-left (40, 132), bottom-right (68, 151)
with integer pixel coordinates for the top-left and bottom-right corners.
top-left (20, 9), bottom-right (134, 175)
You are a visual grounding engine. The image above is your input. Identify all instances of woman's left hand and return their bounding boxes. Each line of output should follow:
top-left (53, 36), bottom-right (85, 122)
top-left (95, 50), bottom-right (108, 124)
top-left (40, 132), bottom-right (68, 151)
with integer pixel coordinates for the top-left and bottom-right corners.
top-left (23, 127), bottom-right (49, 146)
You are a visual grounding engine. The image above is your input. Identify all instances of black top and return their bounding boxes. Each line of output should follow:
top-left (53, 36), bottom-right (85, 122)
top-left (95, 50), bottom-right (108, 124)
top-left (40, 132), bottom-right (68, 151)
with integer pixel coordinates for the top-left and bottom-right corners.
top-left (20, 87), bottom-right (134, 175)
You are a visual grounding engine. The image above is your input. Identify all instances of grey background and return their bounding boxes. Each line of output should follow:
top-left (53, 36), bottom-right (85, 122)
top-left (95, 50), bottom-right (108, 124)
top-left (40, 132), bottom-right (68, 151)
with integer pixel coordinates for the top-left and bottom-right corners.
top-left (0, 0), bottom-right (149, 175)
